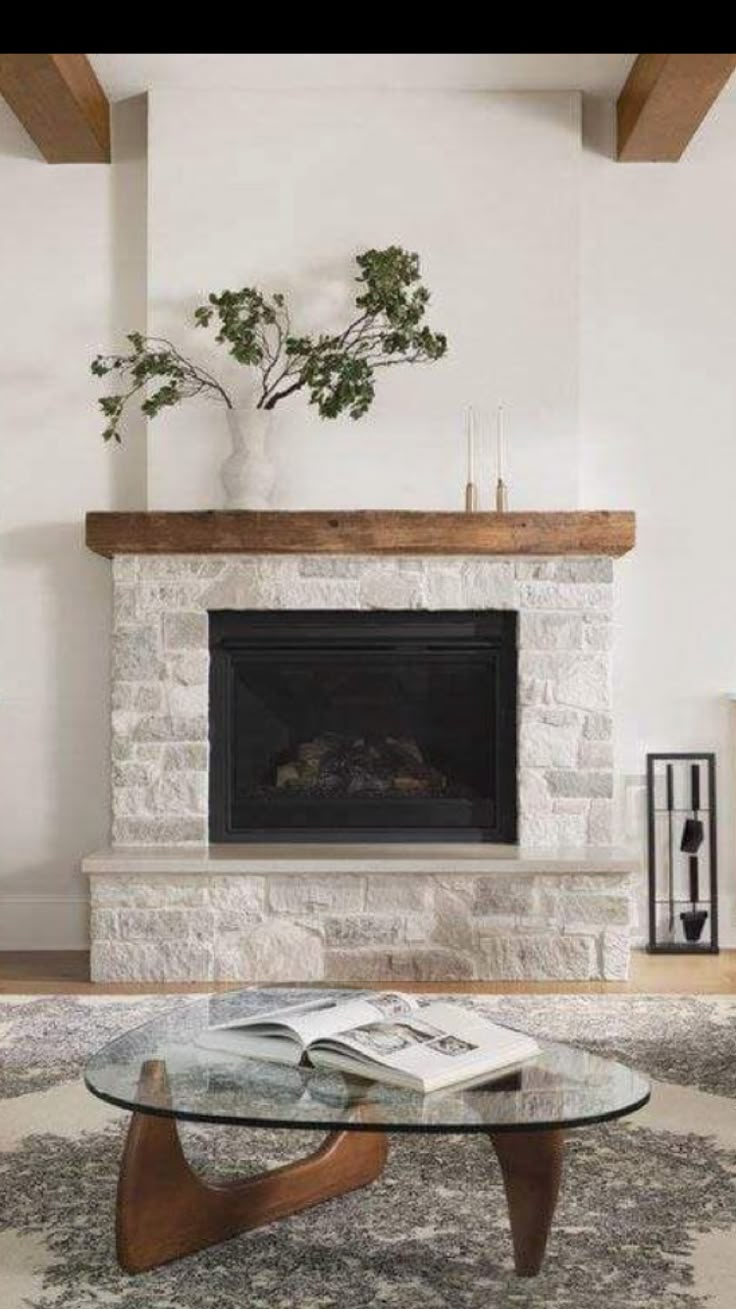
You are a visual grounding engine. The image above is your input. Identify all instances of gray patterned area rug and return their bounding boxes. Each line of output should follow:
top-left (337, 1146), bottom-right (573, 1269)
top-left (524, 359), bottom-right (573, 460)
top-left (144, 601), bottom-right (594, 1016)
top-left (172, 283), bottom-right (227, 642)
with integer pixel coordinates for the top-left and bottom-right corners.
top-left (2, 993), bottom-right (736, 1309)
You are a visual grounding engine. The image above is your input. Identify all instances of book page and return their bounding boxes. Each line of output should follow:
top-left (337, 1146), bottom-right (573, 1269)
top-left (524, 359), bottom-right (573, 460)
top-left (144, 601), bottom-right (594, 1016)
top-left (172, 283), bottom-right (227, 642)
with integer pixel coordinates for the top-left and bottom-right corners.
top-left (286, 992), bottom-right (419, 1044)
top-left (211, 991), bottom-right (418, 1046)
top-left (211, 995), bottom-right (337, 1045)
top-left (195, 1028), bottom-right (305, 1065)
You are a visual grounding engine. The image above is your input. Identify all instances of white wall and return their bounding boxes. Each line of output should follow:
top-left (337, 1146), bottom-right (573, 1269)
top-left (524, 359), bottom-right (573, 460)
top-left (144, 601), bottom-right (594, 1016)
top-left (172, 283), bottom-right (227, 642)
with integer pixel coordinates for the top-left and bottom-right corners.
top-left (0, 99), bottom-right (146, 947)
top-left (146, 91), bottom-right (582, 512)
top-left (581, 98), bottom-right (736, 940)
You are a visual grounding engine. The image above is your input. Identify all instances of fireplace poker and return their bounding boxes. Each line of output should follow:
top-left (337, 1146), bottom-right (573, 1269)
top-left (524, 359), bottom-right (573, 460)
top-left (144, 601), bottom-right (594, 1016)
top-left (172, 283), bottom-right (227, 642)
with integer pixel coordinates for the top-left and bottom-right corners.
top-left (666, 763), bottom-right (675, 937)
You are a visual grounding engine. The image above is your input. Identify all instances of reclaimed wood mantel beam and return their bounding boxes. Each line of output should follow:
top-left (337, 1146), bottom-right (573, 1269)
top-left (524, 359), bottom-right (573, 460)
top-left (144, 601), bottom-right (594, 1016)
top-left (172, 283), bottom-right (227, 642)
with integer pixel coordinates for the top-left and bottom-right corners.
top-left (84, 510), bottom-right (637, 559)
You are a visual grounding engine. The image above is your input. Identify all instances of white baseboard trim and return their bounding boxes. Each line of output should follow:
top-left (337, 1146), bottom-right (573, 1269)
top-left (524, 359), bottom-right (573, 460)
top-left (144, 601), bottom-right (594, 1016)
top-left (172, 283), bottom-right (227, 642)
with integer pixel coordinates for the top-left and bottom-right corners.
top-left (0, 895), bottom-right (89, 950)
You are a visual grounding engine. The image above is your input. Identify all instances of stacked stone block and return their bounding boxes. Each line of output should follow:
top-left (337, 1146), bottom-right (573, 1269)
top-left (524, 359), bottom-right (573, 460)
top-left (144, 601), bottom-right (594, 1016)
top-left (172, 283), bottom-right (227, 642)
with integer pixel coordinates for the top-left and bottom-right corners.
top-left (110, 553), bottom-right (615, 847)
top-left (89, 867), bottom-right (632, 983)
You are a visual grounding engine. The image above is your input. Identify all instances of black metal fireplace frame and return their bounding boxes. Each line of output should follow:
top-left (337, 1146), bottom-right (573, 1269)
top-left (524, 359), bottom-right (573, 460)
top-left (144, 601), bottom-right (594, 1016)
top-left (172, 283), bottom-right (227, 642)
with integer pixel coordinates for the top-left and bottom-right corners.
top-left (209, 609), bottom-right (517, 844)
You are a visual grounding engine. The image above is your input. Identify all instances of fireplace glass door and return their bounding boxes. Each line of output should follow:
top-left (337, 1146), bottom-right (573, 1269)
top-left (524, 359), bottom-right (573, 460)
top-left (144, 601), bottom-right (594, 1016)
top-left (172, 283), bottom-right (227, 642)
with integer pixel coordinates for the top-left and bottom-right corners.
top-left (209, 610), bottom-right (517, 843)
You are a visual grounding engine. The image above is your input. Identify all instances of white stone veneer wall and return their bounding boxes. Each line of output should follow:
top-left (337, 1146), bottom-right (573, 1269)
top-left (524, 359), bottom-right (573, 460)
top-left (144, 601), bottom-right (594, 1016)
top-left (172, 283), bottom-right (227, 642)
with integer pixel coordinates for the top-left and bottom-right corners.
top-left (89, 868), bottom-right (631, 983)
top-left (110, 553), bottom-right (615, 846)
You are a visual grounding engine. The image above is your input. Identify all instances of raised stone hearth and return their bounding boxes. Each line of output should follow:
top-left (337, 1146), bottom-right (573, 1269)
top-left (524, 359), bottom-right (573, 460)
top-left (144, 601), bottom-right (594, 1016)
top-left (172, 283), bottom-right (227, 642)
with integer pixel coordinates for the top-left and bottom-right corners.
top-left (84, 846), bottom-right (634, 982)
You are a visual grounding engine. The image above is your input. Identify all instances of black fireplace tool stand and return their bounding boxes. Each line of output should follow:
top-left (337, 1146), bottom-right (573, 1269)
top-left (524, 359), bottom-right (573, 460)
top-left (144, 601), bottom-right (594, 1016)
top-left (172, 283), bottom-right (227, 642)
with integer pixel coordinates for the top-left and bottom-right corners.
top-left (647, 753), bottom-right (718, 954)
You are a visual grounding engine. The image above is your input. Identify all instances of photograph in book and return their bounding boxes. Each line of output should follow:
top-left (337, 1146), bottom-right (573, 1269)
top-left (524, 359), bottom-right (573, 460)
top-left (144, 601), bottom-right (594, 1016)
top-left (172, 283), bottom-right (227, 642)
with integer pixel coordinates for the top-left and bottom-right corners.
top-left (343, 1020), bottom-right (452, 1057)
top-left (429, 1034), bottom-right (477, 1057)
top-left (368, 993), bottom-right (418, 1019)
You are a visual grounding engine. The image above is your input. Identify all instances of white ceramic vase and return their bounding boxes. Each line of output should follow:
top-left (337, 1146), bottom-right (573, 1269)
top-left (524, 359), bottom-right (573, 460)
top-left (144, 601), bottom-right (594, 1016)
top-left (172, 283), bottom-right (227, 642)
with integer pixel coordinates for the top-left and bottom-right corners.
top-left (220, 406), bottom-right (276, 510)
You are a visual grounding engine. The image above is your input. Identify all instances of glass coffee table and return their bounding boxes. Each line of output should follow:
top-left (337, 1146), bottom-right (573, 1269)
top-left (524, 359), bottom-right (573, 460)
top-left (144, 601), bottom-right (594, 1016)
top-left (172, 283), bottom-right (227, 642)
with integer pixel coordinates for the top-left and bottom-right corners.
top-left (85, 988), bottom-right (650, 1279)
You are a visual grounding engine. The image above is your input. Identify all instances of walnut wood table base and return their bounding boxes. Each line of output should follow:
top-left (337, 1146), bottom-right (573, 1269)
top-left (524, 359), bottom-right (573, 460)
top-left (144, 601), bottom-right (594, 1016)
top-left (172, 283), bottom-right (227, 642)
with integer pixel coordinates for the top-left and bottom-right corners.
top-left (490, 1129), bottom-right (564, 1277)
top-left (116, 1061), bottom-right (563, 1277)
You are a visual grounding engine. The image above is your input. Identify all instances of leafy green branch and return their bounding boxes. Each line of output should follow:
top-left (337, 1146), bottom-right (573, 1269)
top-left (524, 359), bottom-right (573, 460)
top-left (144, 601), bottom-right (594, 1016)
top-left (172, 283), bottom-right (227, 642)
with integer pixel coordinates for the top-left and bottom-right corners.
top-left (195, 247), bottom-right (447, 419)
top-left (91, 332), bottom-right (232, 443)
top-left (92, 247), bottom-right (447, 441)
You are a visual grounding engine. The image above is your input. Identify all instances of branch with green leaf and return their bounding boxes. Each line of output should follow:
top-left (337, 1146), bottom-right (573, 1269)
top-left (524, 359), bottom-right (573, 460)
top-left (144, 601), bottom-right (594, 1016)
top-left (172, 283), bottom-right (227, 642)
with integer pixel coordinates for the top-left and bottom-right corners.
top-left (92, 247), bottom-right (447, 442)
top-left (91, 332), bottom-right (233, 444)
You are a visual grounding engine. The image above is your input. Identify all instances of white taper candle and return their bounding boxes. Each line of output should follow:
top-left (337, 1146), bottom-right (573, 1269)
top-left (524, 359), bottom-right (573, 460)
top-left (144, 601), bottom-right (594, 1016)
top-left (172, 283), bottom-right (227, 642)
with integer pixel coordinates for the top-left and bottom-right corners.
top-left (466, 406), bottom-right (475, 483)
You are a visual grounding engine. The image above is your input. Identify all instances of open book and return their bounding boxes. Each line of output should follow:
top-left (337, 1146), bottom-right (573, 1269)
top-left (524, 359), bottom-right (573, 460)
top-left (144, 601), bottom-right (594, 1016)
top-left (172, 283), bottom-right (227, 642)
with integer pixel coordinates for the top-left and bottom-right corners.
top-left (196, 992), bottom-right (540, 1094)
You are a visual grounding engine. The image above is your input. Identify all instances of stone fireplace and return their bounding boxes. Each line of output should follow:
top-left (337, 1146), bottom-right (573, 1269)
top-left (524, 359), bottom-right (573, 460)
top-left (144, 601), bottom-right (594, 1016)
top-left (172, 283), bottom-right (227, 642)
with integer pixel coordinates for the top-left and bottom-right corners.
top-left (83, 511), bottom-right (637, 983)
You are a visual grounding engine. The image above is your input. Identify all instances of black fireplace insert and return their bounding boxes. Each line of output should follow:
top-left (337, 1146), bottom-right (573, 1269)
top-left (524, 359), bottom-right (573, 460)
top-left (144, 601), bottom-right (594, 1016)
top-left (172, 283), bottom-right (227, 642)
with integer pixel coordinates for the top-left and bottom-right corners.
top-left (209, 610), bottom-right (517, 843)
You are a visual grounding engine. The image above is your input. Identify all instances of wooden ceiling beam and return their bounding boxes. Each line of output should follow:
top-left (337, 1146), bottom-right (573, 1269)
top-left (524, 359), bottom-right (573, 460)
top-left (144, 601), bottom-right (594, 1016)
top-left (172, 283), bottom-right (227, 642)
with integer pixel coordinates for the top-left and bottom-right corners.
top-left (0, 53), bottom-right (110, 162)
top-left (617, 53), bottom-right (736, 161)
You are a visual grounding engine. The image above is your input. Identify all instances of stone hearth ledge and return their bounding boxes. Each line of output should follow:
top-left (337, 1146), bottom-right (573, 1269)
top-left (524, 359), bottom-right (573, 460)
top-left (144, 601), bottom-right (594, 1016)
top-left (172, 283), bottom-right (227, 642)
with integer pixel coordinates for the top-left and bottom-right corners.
top-left (84, 844), bottom-right (637, 985)
top-left (83, 843), bottom-right (635, 875)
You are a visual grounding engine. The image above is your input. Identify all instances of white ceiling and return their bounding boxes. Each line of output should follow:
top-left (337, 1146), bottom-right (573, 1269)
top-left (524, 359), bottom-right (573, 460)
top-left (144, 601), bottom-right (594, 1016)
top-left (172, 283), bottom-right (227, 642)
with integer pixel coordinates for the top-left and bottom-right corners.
top-left (89, 53), bottom-right (637, 101)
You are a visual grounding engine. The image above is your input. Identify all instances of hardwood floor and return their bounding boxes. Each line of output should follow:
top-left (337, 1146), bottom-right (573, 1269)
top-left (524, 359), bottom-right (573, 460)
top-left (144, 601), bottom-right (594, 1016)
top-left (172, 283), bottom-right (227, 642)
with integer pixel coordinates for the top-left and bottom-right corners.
top-left (1, 949), bottom-right (735, 994)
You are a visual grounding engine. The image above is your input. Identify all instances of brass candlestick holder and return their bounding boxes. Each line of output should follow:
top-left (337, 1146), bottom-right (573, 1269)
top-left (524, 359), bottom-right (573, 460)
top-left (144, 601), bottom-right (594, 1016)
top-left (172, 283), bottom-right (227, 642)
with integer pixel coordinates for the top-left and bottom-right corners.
top-left (465, 482), bottom-right (478, 513)
top-left (495, 478), bottom-right (508, 512)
